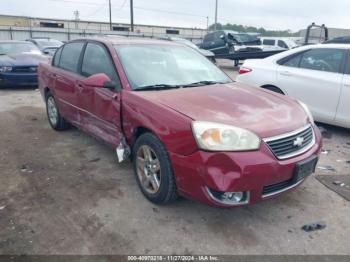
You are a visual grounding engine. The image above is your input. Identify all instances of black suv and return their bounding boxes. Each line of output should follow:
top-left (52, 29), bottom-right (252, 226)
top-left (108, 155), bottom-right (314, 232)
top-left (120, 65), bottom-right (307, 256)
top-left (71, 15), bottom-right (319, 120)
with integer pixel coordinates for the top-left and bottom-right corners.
top-left (201, 30), bottom-right (261, 55)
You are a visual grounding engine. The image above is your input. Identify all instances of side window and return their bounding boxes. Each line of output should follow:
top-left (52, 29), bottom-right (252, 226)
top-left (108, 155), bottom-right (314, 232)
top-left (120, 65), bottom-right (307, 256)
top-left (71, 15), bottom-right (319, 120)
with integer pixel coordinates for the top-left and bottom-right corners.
top-left (81, 43), bottom-right (119, 84)
top-left (52, 46), bottom-right (63, 67)
top-left (59, 42), bottom-right (84, 73)
top-left (278, 40), bottom-right (288, 49)
top-left (281, 53), bottom-right (303, 68)
top-left (299, 48), bottom-right (345, 73)
top-left (263, 39), bottom-right (275, 46)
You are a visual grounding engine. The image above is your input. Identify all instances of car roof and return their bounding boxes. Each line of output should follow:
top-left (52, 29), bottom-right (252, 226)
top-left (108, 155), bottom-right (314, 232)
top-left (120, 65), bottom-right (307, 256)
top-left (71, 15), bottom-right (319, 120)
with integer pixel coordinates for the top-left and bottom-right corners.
top-left (265, 43), bottom-right (350, 62)
top-left (72, 37), bottom-right (181, 46)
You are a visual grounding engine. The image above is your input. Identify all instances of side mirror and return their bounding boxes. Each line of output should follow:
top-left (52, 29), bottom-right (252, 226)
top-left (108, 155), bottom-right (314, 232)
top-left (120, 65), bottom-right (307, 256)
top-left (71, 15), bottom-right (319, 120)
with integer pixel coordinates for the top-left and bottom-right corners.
top-left (220, 34), bottom-right (225, 40)
top-left (83, 73), bottom-right (113, 88)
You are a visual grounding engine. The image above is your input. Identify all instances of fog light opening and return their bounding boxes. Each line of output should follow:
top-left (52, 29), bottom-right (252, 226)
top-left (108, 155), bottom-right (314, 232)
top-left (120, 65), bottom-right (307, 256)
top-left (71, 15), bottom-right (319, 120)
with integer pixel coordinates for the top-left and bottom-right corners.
top-left (206, 187), bottom-right (249, 205)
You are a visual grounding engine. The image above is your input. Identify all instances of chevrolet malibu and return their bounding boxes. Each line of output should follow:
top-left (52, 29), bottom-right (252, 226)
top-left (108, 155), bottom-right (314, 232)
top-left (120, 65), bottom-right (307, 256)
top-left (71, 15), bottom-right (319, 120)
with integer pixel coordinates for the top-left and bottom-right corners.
top-left (38, 38), bottom-right (322, 207)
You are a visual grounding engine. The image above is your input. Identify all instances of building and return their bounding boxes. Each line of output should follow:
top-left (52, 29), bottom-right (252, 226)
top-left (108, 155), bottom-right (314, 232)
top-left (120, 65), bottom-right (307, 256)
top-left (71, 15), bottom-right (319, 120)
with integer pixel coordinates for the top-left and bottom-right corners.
top-left (0, 14), bottom-right (207, 41)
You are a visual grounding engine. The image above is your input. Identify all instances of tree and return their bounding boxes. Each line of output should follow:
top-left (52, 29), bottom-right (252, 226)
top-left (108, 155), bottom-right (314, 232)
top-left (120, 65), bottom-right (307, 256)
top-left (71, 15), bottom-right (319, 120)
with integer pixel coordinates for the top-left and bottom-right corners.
top-left (208, 23), bottom-right (300, 37)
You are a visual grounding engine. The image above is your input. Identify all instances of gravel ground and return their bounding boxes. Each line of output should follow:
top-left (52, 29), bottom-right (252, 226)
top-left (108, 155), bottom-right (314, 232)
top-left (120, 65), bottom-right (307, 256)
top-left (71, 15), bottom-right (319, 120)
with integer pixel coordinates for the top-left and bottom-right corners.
top-left (0, 65), bottom-right (349, 255)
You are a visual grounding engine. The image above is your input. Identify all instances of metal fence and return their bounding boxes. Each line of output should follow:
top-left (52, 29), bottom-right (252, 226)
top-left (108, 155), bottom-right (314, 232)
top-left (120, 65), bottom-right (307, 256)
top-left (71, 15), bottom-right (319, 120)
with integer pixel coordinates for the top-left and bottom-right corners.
top-left (0, 25), bottom-right (204, 43)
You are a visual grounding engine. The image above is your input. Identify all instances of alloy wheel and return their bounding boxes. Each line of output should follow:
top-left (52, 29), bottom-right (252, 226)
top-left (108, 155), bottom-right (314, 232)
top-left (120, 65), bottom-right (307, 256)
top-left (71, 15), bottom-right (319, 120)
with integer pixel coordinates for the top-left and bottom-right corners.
top-left (136, 145), bottom-right (161, 194)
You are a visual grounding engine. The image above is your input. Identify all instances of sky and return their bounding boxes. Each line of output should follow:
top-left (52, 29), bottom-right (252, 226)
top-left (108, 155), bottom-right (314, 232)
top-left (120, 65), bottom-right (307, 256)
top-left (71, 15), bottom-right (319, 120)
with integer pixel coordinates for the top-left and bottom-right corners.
top-left (0, 0), bottom-right (349, 32)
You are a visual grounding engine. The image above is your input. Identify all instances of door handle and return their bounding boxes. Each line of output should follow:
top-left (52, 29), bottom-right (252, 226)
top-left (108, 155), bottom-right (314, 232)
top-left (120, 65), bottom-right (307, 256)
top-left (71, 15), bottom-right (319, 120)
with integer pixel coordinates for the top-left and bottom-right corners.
top-left (280, 71), bottom-right (292, 76)
top-left (344, 83), bottom-right (350, 87)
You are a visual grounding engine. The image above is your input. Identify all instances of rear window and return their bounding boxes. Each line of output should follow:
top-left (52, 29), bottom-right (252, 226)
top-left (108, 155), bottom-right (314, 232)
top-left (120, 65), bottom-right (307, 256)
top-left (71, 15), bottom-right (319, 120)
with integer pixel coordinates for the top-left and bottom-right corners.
top-left (53, 47), bottom-right (63, 67)
top-left (59, 42), bottom-right (84, 73)
top-left (278, 40), bottom-right (288, 49)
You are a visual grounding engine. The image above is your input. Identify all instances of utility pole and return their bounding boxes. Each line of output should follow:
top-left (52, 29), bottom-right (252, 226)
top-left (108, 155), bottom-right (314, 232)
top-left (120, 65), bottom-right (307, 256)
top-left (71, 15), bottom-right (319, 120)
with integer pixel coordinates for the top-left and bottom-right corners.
top-left (109, 0), bottom-right (112, 31)
top-left (130, 0), bottom-right (134, 32)
top-left (214, 0), bottom-right (218, 31)
top-left (73, 10), bottom-right (80, 29)
top-left (206, 16), bottom-right (209, 32)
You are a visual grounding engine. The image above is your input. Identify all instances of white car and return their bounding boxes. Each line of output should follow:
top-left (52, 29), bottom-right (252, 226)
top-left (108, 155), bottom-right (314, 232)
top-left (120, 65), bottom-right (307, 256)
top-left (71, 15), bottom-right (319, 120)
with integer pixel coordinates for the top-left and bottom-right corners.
top-left (236, 44), bottom-right (350, 128)
top-left (260, 37), bottom-right (299, 50)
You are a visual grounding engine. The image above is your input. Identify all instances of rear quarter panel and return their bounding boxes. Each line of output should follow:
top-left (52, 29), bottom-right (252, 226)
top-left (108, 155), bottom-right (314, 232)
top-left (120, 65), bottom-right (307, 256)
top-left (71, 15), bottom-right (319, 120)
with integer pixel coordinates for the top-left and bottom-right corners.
top-left (236, 59), bottom-right (279, 88)
top-left (38, 62), bottom-right (54, 100)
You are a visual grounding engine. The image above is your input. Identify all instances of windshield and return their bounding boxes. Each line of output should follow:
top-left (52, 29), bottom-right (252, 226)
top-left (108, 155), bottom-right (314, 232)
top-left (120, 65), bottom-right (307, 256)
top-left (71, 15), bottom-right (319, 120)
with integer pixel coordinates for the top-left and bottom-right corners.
top-left (115, 44), bottom-right (231, 90)
top-left (36, 39), bottom-right (63, 48)
top-left (0, 42), bottom-right (41, 55)
top-left (232, 34), bottom-right (257, 43)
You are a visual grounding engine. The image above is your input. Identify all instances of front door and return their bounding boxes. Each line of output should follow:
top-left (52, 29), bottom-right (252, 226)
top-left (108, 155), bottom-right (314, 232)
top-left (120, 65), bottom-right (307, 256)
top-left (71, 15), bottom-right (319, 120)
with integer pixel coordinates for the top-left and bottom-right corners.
top-left (77, 42), bottom-right (123, 148)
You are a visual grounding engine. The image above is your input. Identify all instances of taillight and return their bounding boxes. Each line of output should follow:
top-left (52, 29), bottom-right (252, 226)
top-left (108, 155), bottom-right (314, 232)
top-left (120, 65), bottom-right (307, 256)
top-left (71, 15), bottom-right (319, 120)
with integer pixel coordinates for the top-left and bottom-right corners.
top-left (239, 67), bottom-right (252, 75)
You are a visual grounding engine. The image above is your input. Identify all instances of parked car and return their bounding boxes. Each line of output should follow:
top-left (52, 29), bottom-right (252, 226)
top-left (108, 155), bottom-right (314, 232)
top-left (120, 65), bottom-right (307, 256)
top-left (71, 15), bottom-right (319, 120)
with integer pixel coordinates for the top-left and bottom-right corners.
top-left (0, 40), bottom-right (49, 88)
top-left (38, 38), bottom-right (322, 207)
top-left (260, 37), bottom-right (299, 50)
top-left (237, 44), bottom-right (350, 129)
top-left (201, 31), bottom-right (279, 66)
top-left (201, 30), bottom-right (262, 55)
top-left (159, 36), bottom-right (216, 62)
top-left (27, 38), bottom-right (63, 56)
top-left (324, 36), bottom-right (350, 44)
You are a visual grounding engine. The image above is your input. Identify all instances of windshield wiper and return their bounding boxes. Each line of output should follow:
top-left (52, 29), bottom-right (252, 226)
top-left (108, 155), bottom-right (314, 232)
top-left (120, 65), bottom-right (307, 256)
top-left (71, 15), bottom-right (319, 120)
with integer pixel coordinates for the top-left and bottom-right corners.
top-left (135, 84), bottom-right (181, 91)
top-left (181, 80), bottom-right (227, 88)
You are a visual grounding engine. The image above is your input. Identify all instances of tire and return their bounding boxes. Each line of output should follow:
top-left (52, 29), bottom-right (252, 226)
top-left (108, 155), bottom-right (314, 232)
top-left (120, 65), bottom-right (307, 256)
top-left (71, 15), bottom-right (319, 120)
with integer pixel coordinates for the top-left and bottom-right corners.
top-left (262, 85), bottom-right (285, 95)
top-left (45, 91), bottom-right (70, 131)
top-left (132, 133), bottom-right (178, 205)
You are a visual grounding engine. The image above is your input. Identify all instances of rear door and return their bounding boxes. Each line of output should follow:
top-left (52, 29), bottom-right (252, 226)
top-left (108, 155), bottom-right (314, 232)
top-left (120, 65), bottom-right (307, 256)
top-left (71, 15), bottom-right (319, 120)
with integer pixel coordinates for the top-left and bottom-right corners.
top-left (77, 42), bottom-right (123, 148)
top-left (54, 41), bottom-right (85, 125)
top-left (277, 48), bottom-right (345, 123)
top-left (336, 50), bottom-right (350, 126)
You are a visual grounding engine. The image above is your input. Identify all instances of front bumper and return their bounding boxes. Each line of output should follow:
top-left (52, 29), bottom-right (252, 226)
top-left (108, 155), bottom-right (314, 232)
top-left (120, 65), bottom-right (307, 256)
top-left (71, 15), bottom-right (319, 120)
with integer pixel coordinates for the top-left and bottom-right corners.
top-left (169, 125), bottom-right (322, 207)
top-left (0, 72), bottom-right (38, 87)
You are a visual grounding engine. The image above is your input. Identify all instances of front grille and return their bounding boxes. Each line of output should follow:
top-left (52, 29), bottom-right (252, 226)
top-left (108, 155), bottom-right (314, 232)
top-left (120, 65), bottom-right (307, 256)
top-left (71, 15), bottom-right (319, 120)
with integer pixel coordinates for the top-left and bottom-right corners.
top-left (264, 124), bottom-right (314, 160)
top-left (12, 66), bottom-right (37, 73)
top-left (262, 178), bottom-right (298, 197)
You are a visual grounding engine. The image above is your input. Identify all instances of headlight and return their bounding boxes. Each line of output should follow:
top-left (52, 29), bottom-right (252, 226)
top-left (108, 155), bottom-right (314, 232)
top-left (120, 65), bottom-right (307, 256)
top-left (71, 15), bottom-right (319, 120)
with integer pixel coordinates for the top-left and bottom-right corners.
top-left (191, 121), bottom-right (260, 151)
top-left (297, 101), bottom-right (314, 123)
top-left (0, 66), bottom-right (12, 72)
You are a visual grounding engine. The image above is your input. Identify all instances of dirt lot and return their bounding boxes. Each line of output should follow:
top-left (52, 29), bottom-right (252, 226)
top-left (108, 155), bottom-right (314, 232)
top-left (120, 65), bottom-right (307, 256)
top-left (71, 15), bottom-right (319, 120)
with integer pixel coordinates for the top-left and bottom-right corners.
top-left (0, 65), bottom-right (350, 255)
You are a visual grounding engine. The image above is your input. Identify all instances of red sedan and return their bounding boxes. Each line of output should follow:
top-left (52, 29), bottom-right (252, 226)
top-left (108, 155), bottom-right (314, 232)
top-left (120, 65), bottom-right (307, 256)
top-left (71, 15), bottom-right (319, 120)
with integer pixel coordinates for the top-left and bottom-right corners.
top-left (38, 38), bottom-right (322, 207)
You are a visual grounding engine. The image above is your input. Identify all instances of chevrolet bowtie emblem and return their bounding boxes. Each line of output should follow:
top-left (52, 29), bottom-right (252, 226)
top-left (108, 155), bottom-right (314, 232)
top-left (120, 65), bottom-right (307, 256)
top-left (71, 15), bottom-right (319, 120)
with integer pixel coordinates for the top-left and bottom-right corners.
top-left (293, 136), bottom-right (304, 147)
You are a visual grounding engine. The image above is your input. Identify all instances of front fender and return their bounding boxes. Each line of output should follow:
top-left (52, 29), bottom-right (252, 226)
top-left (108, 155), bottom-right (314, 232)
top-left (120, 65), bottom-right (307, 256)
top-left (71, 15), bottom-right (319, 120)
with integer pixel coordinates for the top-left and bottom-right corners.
top-left (122, 91), bottom-right (198, 156)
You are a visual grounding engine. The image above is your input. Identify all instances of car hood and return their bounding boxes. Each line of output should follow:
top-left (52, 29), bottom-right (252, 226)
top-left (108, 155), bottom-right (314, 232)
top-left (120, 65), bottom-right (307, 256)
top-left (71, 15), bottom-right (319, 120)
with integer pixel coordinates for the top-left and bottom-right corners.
top-left (198, 48), bottom-right (215, 57)
top-left (136, 82), bottom-right (309, 138)
top-left (0, 53), bottom-right (48, 66)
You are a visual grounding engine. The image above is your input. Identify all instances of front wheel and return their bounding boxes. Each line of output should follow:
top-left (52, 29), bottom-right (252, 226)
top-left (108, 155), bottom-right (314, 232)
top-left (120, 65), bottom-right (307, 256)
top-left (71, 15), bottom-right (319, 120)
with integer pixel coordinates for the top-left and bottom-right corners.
top-left (132, 133), bottom-right (178, 205)
top-left (45, 92), bottom-right (70, 131)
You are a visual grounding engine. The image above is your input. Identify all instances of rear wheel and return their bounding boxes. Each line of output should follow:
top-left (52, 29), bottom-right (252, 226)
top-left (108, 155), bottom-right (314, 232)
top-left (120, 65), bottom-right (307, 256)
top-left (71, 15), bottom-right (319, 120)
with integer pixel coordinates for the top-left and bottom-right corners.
top-left (45, 92), bottom-right (70, 131)
top-left (133, 133), bottom-right (178, 204)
